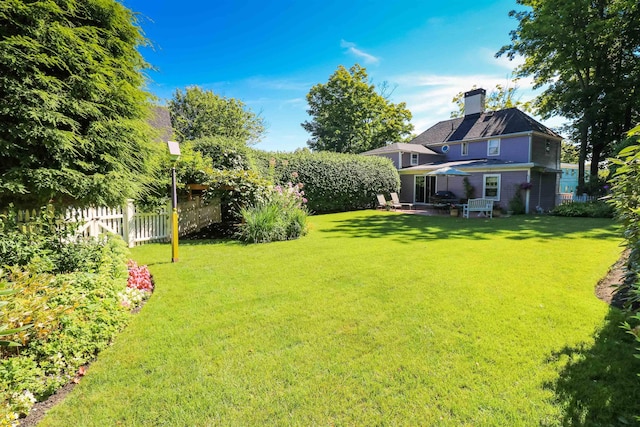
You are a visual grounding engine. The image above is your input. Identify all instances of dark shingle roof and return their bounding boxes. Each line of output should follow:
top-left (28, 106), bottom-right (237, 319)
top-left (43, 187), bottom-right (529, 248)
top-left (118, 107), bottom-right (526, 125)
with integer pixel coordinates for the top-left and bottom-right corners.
top-left (410, 108), bottom-right (561, 146)
top-left (361, 143), bottom-right (440, 156)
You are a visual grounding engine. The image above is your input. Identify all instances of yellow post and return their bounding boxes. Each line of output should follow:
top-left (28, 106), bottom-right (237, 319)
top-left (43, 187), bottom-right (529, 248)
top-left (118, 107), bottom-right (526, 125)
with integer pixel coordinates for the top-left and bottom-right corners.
top-left (167, 141), bottom-right (181, 263)
top-left (171, 165), bottom-right (179, 263)
top-left (171, 208), bottom-right (179, 263)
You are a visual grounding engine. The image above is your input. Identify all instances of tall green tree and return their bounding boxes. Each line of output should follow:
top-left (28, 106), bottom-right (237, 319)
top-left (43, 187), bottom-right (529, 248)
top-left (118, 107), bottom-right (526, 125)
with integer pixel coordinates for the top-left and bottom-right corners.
top-left (498, 0), bottom-right (640, 189)
top-left (561, 141), bottom-right (580, 163)
top-left (168, 86), bottom-right (266, 144)
top-left (0, 0), bottom-right (157, 208)
top-left (302, 64), bottom-right (413, 153)
top-left (450, 79), bottom-right (532, 118)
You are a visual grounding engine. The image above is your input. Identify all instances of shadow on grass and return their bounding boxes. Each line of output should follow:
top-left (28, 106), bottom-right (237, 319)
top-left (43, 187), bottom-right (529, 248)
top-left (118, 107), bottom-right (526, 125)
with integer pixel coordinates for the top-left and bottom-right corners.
top-left (318, 213), bottom-right (618, 243)
top-left (545, 308), bottom-right (640, 426)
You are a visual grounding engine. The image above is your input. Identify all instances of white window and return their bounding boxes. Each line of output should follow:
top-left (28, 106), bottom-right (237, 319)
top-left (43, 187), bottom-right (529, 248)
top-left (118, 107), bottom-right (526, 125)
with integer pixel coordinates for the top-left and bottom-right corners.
top-left (483, 174), bottom-right (501, 200)
top-left (461, 142), bottom-right (468, 156)
top-left (410, 153), bottom-right (419, 165)
top-left (487, 138), bottom-right (500, 156)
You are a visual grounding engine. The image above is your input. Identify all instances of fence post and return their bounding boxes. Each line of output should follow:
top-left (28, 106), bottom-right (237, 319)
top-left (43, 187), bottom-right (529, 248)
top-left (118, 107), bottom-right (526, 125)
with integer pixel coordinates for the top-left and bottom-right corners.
top-left (122, 200), bottom-right (135, 248)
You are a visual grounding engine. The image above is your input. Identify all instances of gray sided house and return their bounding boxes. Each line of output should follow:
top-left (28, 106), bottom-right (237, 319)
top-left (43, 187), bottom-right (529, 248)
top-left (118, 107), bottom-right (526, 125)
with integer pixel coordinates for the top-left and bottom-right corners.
top-left (362, 89), bottom-right (562, 213)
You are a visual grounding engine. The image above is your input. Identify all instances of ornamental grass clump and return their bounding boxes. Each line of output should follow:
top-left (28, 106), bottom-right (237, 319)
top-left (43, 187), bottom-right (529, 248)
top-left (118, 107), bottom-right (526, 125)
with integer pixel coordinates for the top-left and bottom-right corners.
top-left (239, 182), bottom-right (308, 243)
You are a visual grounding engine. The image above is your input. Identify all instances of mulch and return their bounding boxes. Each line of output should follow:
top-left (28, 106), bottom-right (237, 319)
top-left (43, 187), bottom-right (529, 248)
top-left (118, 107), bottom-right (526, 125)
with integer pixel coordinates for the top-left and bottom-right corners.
top-left (595, 249), bottom-right (631, 309)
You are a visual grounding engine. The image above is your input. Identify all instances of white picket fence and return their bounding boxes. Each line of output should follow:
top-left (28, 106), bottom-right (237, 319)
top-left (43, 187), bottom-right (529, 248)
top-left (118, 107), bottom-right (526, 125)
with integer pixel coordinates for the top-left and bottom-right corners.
top-left (557, 193), bottom-right (596, 205)
top-left (12, 198), bottom-right (221, 247)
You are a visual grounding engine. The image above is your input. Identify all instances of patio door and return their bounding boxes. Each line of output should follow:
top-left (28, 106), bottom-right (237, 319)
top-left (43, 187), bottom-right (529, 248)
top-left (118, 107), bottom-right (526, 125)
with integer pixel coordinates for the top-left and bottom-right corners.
top-left (415, 176), bottom-right (426, 203)
top-left (414, 175), bottom-right (436, 203)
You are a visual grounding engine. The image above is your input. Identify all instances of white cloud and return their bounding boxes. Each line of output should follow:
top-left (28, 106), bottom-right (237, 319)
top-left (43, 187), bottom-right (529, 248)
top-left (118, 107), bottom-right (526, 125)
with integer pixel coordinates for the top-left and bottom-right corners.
top-left (245, 76), bottom-right (312, 92)
top-left (340, 39), bottom-right (380, 64)
top-left (388, 72), bottom-right (546, 133)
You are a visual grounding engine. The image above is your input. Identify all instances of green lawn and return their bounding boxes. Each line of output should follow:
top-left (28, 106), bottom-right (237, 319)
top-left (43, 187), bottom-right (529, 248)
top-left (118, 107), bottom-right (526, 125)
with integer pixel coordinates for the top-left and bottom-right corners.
top-left (40, 211), bottom-right (640, 426)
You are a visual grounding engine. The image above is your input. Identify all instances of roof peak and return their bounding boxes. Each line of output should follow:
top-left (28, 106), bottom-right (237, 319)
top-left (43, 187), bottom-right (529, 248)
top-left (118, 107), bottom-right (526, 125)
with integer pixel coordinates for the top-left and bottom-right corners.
top-left (409, 107), bottom-right (561, 146)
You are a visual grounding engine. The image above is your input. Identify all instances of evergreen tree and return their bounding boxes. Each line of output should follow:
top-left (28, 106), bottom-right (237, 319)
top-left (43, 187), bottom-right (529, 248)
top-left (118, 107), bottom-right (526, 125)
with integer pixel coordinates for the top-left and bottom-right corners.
top-left (0, 0), bottom-right (156, 207)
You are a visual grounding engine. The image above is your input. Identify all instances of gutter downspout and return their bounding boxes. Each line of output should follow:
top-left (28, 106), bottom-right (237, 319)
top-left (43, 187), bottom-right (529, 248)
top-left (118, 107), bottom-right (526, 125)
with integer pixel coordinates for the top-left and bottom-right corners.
top-left (526, 169), bottom-right (531, 214)
top-left (398, 152), bottom-right (402, 169)
top-left (526, 133), bottom-right (532, 214)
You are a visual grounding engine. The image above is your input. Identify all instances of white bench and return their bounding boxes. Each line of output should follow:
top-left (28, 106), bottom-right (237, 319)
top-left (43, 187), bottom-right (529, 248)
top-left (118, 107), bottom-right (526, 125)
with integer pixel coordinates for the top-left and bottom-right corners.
top-left (462, 198), bottom-right (494, 219)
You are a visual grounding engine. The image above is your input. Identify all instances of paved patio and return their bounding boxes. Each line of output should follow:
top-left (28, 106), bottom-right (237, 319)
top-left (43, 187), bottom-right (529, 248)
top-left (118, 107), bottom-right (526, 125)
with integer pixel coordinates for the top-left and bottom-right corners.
top-left (392, 205), bottom-right (499, 218)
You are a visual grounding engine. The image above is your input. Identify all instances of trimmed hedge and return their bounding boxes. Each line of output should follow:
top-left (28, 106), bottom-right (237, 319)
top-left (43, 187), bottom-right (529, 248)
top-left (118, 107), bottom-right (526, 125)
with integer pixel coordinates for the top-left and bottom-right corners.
top-left (253, 150), bottom-right (400, 213)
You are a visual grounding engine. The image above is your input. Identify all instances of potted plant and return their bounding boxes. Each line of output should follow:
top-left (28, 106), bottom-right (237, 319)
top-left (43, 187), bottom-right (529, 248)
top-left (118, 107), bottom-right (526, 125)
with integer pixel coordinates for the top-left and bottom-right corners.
top-left (450, 203), bottom-right (459, 216)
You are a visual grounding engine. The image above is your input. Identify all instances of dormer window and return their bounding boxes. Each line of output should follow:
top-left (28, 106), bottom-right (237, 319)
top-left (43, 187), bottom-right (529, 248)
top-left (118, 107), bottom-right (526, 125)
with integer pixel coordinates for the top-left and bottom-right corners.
top-left (487, 139), bottom-right (500, 156)
top-left (410, 153), bottom-right (419, 165)
top-left (461, 142), bottom-right (469, 156)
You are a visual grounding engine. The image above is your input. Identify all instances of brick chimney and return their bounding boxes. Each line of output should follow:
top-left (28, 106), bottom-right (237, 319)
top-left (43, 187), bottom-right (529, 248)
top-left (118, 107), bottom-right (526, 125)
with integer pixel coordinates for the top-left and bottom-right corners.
top-left (464, 88), bottom-right (486, 116)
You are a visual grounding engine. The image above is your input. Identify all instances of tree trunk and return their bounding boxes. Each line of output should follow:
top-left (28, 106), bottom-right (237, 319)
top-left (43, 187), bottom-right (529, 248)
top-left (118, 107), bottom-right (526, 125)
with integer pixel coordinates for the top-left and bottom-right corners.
top-left (578, 121), bottom-right (588, 190)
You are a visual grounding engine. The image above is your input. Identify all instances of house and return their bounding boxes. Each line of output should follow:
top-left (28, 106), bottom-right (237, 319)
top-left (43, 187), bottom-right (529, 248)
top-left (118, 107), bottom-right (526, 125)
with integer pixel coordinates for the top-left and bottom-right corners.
top-left (559, 163), bottom-right (590, 195)
top-left (362, 88), bottom-right (563, 213)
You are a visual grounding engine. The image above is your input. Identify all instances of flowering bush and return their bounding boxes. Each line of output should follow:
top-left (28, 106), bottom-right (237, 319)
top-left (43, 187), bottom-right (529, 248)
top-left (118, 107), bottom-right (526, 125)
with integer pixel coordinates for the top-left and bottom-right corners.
top-left (118, 287), bottom-right (148, 309)
top-left (126, 261), bottom-right (153, 292)
top-left (0, 235), bottom-right (133, 424)
top-left (238, 181), bottom-right (309, 243)
top-left (120, 261), bottom-right (153, 309)
top-left (273, 182), bottom-right (308, 208)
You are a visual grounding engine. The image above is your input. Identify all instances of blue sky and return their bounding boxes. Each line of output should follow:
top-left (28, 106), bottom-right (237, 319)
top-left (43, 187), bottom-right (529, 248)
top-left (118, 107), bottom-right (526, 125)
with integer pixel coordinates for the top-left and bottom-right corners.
top-left (122, 0), bottom-right (563, 151)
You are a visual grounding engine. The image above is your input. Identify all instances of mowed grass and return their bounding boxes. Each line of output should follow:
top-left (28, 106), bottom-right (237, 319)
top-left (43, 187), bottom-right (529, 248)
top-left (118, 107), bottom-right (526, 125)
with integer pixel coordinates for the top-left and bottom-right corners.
top-left (40, 211), bottom-right (640, 426)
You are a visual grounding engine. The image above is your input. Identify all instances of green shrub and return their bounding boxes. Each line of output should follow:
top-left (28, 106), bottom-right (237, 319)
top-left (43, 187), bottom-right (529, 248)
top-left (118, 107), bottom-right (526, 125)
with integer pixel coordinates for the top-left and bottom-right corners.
top-left (205, 169), bottom-right (272, 223)
top-left (609, 132), bottom-right (640, 422)
top-left (253, 151), bottom-right (400, 213)
top-left (192, 136), bottom-right (257, 171)
top-left (238, 183), bottom-right (308, 243)
top-left (0, 206), bottom-right (104, 274)
top-left (508, 186), bottom-right (526, 215)
top-left (0, 234), bottom-right (131, 420)
top-left (551, 201), bottom-right (614, 218)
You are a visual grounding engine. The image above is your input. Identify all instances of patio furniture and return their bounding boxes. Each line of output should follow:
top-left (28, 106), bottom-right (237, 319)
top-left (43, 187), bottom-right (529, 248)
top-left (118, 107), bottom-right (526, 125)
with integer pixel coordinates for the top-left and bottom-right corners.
top-left (391, 192), bottom-right (413, 210)
top-left (462, 198), bottom-right (494, 218)
top-left (377, 194), bottom-right (401, 210)
top-left (431, 190), bottom-right (459, 205)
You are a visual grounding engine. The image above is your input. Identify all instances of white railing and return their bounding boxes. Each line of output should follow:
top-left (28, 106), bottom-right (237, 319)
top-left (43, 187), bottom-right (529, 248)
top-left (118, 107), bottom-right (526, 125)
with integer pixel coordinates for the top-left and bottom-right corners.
top-left (557, 193), bottom-right (596, 205)
top-left (8, 198), bottom-right (221, 247)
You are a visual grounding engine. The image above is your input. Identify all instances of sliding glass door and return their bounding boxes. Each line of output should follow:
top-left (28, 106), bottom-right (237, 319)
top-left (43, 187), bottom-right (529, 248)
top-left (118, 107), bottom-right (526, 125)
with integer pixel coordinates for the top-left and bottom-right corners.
top-left (415, 176), bottom-right (426, 203)
top-left (414, 176), bottom-right (436, 203)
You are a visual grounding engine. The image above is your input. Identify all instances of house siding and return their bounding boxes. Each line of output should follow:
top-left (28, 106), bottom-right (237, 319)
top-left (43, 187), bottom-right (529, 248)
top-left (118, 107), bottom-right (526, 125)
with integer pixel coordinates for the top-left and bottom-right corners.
top-left (531, 135), bottom-right (561, 168)
top-left (373, 152), bottom-right (400, 168)
top-left (493, 171), bottom-right (529, 211)
top-left (443, 135), bottom-right (530, 163)
top-left (402, 152), bottom-right (413, 168)
top-left (499, 136), bottom-right (530, 163)
top-left (399, 175), bottom-right (415, 202)
top-left (530, 170), bottom-right (558, 211)
top-left (559, 164), bottom-right (590, 194)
